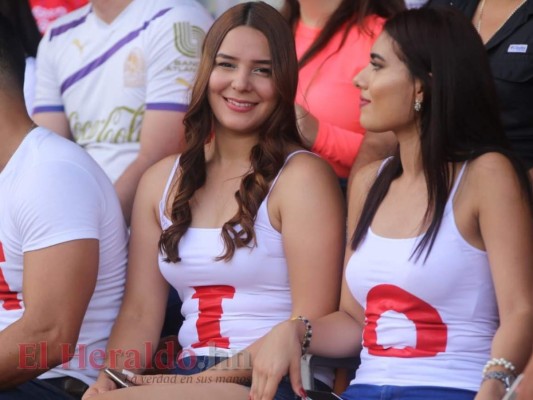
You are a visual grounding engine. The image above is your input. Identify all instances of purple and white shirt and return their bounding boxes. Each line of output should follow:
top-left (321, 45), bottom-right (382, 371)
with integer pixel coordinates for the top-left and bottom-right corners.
top-left (34, 0), bottom-right (213, 182)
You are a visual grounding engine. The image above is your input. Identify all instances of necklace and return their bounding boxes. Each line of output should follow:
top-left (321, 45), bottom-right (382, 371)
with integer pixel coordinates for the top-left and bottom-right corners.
top-left (476, 0), bottom-right (527, 34)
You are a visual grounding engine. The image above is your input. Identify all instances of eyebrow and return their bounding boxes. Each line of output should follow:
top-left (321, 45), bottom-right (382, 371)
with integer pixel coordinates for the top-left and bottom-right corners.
top-left (370, 52), bottom-right (386, 62)
top-left (216, 53), bottom-right (272, 65)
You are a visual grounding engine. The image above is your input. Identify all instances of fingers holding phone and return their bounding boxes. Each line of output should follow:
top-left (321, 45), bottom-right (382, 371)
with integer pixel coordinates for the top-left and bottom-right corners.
top-left (103, 368), bottom-right (137, 388)
top-left (81, 372), bottom-right (121, 399)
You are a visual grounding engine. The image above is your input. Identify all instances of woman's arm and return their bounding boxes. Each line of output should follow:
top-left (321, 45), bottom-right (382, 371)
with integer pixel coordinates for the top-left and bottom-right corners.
top-left (83, 157), bottom-right (178, 399)
top-left (295, 104), bottom-right (365, 178)
top-left (249, 160), bottom-right (382, 400)
top-left (472, 153), bottom-right (533, 400)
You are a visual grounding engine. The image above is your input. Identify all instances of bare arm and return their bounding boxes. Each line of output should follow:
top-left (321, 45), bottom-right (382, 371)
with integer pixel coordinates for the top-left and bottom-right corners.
top-left (83, 158), bottom-right (176, 399)
top-left (250, 160), bottom-right (381, 400)
top-left (0, 239), bottom-right (98, 389)
top-left (114, 111), bottom-right (185, 226)
top-left (33, 111), bottom-right (72, 140)
top-left (295, 104), bottom-right (365, 178)
top-left (473, 154), bottom-right (533, 400)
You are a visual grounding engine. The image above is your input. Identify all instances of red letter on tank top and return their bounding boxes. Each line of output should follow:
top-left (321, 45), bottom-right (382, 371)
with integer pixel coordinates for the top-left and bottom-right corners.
top-left (191, 285), bottom-right (236, 349)
top-left (0, 242), bottom-right (22, 311)
top-left (364, 284), bottom-right (447, 357)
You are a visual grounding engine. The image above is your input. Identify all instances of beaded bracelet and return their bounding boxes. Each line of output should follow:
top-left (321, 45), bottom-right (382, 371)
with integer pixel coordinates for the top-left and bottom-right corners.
top-left (291, 316), bottom-right (312, 355)
top-left (482, 357), bottom-right (517, 376)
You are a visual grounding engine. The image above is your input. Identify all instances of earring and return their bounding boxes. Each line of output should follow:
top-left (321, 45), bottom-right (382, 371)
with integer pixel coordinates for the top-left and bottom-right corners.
top-left (414, 99), bottom-right (422, 112)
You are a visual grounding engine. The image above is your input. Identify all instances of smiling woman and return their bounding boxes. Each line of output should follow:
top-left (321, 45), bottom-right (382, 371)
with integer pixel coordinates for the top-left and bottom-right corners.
top-left (207, 26), bottom-right (277, 138)
top-left (82, 2), bottom-right (345, 400)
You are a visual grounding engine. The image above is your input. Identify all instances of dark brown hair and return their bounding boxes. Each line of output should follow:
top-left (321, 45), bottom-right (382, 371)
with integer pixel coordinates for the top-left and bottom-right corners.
top-left (159, 1), bottom-right (302, 263)
top-left (0, 0), bottom-right (41, 58)
top-left (0, 13), bottom-right (27, 92)
top-left (281, 0), bottom-right (406, 69)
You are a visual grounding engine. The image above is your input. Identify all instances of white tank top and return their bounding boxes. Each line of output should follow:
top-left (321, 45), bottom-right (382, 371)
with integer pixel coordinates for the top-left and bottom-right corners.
top-left (158, 151), bottom-right (308, 357)
top-left (345, 162), bottom-right (497, 392)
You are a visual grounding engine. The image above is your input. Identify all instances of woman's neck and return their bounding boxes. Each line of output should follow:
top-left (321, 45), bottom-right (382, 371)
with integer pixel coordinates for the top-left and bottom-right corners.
top-left (297, 0), bottom-right (343, 28)
top-left (206, 130), bottom-right (258, 167)
top-left (396, 127), bottom-right (424, 178)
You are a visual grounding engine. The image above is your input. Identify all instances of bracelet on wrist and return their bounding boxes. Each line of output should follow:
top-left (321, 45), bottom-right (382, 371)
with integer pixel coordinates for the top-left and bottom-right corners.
top-left (290, 316), bottom-right (312, 355)
top-left (482, 357), bottom-right (517, 375)
top-left (482, 370), bottom-right (515, 391)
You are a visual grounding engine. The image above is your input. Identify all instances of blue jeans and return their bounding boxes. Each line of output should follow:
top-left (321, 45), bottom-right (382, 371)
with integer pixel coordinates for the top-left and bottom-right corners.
top-left (0, 379), bottom-right (76, 400)
top-left (171, 356), bottom-right (330, 400)
top-left (341, 384), bottom-right (476, 400)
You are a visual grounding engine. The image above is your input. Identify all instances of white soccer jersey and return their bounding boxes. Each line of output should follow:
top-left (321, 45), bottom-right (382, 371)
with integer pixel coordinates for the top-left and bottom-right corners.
top-left (34, 0), bottom-right (213, 182)
top-left (345, 164), bottom-right (497, 392)
top-left (0, 127), bottom-right (128, 385)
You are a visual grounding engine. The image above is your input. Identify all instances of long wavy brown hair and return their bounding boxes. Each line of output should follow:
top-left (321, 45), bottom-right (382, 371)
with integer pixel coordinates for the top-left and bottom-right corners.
top-left (281, 0), bottom-right (406, 69)
top-left (159, 2), bottom-right (302, 263)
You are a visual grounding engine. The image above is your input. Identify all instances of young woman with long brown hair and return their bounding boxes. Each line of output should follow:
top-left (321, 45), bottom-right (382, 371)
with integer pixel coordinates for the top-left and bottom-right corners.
top-left (83, 2), bottom-right (344, 400)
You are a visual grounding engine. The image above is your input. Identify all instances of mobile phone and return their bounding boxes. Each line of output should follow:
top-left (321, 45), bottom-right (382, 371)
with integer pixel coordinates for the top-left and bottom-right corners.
top-left (502, 374), bottom-right (524, 400)
top-left (103, 368), bottom-right (136, 388)
top-left (304, 390), bottom-right (343, 400)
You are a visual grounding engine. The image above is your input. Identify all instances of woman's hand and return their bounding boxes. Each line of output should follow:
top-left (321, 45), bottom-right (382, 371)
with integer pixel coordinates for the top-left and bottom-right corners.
top-left (125, 373), bottom-right (186, 386)
top-left (250, 320), bottom-right (306, 400)
top-left (474, 378), bottom-right (507, 400)
top-left (82, 374), bottom-right (117, 399)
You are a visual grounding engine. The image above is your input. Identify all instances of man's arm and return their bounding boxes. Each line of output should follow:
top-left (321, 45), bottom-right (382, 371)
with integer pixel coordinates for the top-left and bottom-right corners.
top-left (113, 4), bottom-right (212, 225)
top-left (32, 23), bottom-right (72, 141)
top-left (0, 239), bottom-right (98, 389)
top-left (114, 110), bottom-right (185, 226)
top-left (33, 112), bottom-right (73, 140)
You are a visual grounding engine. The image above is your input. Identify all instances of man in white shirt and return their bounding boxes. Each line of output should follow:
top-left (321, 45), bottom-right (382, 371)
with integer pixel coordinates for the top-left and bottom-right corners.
top-left (33, 0), bottom-right (213, 225)
top-left (0, 16), bottom-right (128, 399)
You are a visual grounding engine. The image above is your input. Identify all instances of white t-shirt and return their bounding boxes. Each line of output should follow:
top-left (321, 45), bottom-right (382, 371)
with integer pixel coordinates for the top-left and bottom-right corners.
top-left (0, 127), bottom-right (128, 385)
top-left (24, 57), bottom-right (36, 115)
top-left (34, 0), bottom-right (213, 182)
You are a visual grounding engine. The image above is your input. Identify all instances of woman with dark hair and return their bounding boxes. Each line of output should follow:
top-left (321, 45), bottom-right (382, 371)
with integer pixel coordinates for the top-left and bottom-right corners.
top-left (83, 2), bottom-right (344, 400)
top-left (0, 0), bottom-right (41, 113)
top-left (251, 7), bottom-right (533, 400)
top-left (281, 0), bottom-right (405, 182)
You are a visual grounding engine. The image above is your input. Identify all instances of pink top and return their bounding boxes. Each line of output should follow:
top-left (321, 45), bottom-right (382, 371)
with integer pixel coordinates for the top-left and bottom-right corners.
top-left (295, 16), bottom-right (384, 178)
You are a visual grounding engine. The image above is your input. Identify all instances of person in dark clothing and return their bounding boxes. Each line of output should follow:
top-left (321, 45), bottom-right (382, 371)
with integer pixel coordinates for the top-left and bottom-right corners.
top-left (426, 0), bottom-right (533, 182)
